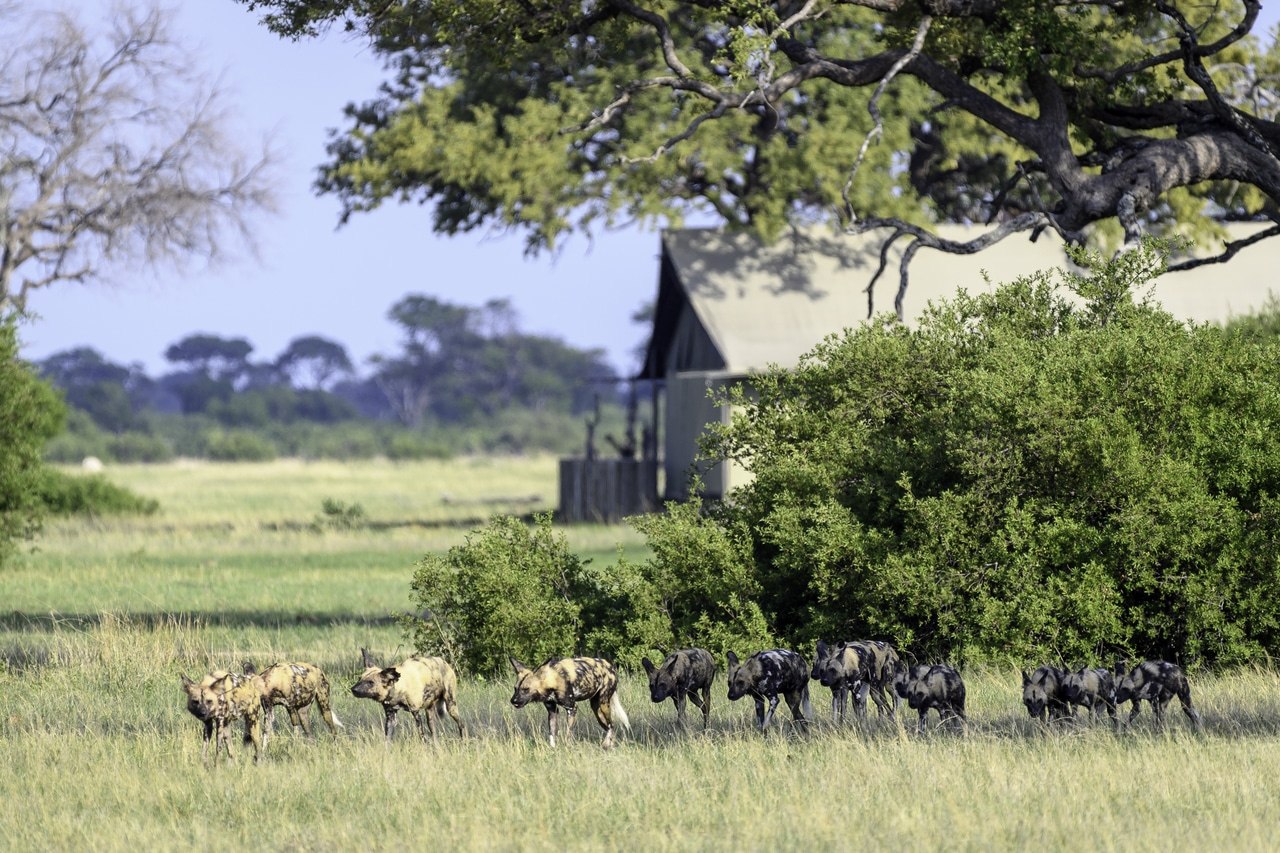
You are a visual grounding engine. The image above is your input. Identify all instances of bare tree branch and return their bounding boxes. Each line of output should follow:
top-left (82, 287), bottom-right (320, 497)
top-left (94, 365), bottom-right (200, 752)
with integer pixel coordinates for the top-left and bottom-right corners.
top-left (0, 4), bottom-right (278, 317)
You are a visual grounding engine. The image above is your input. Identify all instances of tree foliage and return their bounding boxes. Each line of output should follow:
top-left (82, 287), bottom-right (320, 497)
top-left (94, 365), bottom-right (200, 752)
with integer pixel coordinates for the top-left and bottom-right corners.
top-left (679, 239), bottom-right (1280, 666)
top-left (0, 4), bottom-right (277, 316)
top-left (240, 0), bottom-right (1280, 304)
top-left (0, 317), bottom-right (65, 567)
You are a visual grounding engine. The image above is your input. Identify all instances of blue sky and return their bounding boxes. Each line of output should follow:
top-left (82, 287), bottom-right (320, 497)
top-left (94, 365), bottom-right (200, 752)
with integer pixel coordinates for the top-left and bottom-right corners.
top-left (18, 2), bottom-right (1280, 378)
top-left (21, 1), bottom-right (662, 378)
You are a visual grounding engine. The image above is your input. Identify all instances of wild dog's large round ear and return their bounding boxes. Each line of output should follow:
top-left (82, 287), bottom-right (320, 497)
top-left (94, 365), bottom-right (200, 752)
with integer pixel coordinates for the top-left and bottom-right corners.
top-left (509, 656), bottom-right (529, 675)
top-left (816, 640), bottom-right (828, 656)
top-left (383, 667), bottom-right (401, 685)
top-left (181, 673), bottom-right (194, 688)
top-left (725, 651), bottom-right (739, 667)
top-left (242, 660), bottom-right (256, 675)
top-left (641, 657), bottom-right (656, 675)
top-left (1021, 670), bottom-right (1031, 686)
top-left (360, 648), bottom-right (377, 669)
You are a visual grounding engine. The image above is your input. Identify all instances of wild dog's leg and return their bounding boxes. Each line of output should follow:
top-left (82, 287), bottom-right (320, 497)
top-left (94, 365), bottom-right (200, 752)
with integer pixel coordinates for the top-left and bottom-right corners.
top-left (867, 681), bottom-right (891, 718)
top-left (383, 707), bottom-right (399, 741)
top-left (674, 688), bottom-right (689, 728)
top-left (761, 693), bottom-right (782, 730)
top-left (831, 683), bottom-right (844, 724)
top-left (1153, 693), bottom-right (1172, 732)
top-left (699, 685), bottom-right (712, 729)
top-left (411, 707), bottom-right (433, 741)
top-left (917, 705), bottom-right (930, 736)
top-left (286, 704), bottom-right (304, 731)
top-left (591, 693), bottom-right (616, 749)
top-left (216, 719), bottom-right (234, 764)
top-left (423, 700), bottom-right (440, 739)
top-left (854, 681), bottom-right (871, 718)
top-left (785, 690), bottom-right (810, 734)
top-left (245, 710), bottom-right (263, 763)
top-left (318, 693), bottom-right (341, 738)
top-left (544, 701), bottom-right (559, 747)
top-left (1126, 696), bottom-right (1143, 727)
top-left (442, 688), bottom-right (465, 737)
top-left (1178, 682), bottom-right (1203, 730)
top-left (260, 701), bottom-right (275, 746)
top-left (562, 701), bottom-right (578, 742)
top-left (200, 719), bottom-right (214, 763)
top-left (752, 696), bottom-right (767, 729)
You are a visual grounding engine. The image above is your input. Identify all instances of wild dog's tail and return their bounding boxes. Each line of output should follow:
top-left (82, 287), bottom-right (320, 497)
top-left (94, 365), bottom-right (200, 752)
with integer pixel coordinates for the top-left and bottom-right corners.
top-left (611, 692), bottom-right (631, 732)
top-left (331, 709), bottom-right (345, 729)
top-left (801, 683), bottom-right (814, 722)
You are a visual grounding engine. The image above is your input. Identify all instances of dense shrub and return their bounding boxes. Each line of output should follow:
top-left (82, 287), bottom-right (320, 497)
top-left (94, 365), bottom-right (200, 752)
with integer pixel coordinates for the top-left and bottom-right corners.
top-left (105, 432), bottom-right (174, 463)
top-left (36, 468), bottom-right (159, 516)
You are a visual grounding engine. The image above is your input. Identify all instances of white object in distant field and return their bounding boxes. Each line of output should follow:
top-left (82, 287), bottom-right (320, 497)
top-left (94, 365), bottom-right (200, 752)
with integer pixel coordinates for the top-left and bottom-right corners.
top-left (81, 456), bottom-right (104, 472)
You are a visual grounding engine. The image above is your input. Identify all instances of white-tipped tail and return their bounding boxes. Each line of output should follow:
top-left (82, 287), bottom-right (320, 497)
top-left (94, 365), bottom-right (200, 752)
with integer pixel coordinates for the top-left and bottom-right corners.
top-left (611, 692), bottom-right (631, 732)
top-left (332, 711), bottom-right (345, 729)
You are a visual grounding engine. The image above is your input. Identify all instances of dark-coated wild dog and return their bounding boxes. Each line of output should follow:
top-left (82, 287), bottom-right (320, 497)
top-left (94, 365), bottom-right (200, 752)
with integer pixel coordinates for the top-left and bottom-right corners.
top-left (901, 664), bottom-right (967, 735)
top-left (1114, 660), bottom-right (1203, 731)
top-left (509, 656), bottom-right (630, 750)
top-left (1022, 665), bottom-right (1071, 723)
top-left (243, 660), bottom-right (343, 744)
top-left (812, 640), bottom-right (863, 723)
top-left (181, 670), bottom-right (264, 763)
top-left (642, 648), bottom-right (715, 729)
top-left (726, 649), bottom-right (812, 733)
top-left (351, 649), bottom-right (465, 741)
top-left (1061, 667), bottom-right (1118, 723)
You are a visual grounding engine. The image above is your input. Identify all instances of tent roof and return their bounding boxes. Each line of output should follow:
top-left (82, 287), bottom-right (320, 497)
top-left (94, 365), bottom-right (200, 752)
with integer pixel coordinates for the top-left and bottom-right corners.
top-left (643, 223), bottom-right (1278, 378)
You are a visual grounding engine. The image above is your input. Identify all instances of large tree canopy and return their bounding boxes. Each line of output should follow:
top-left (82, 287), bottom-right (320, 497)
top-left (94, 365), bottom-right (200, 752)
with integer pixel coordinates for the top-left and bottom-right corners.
top-left (238, 0), bottom-right (1280, 302)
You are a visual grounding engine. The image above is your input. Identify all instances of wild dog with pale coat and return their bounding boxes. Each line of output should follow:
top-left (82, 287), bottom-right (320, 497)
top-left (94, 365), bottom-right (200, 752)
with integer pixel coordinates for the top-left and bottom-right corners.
top-left (847, 640), bottom-right (901, 719)
top-left (351, 649), bottom-right (465, 741)
top-left (1114, 660), bottom-right (1203, 731)
top-left (642, 648), bottom-right (715, 729)
top-left (180, 670), bottom-right (264, 763)
top-left (901, 664), bottom-right (967, 734)
top-left (242, 660), bottom-right (343, 744)
top-left (509, 656), bottom-right (630, 749)
top-left (726, 649), bottom-right (812, 733)
top-left (1061, 667), bottom-right (1117, 723)
top-left (1022, 665), bottom-right (1072, 723)
top-left (812, 641), bottom-right (864, 723)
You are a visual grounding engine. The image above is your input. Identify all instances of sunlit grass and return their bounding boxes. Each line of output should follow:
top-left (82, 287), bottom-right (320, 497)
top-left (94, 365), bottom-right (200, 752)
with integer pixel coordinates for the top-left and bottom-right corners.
top-left (2, 460), bottom-right (1279, 850)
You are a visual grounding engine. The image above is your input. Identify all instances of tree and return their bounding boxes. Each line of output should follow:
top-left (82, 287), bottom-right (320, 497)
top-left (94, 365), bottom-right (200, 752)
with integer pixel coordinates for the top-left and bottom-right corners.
top-left (0, 316), bottom-right (66, 568)
top-left (275, 335), bottom-right (354, 390)
top-left (240, 0), bottom-right (1280, 308)
top-left (38, 347), bottom-right (146, 433)
top-left (639, 239), bottom-right (1280, 666)
top-left (164, 334), bottom-right (255, 382)
top-left (0, 4), bottom-right (277, 316)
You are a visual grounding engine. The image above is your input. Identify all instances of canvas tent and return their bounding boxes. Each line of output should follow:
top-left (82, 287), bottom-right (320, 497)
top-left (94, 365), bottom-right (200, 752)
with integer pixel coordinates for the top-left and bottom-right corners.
top-left (640, 223), bottom-right (1280, 501)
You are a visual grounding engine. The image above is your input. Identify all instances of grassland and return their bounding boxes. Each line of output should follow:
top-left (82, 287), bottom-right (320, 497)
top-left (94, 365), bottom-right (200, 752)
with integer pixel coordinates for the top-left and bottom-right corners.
top-left (4, 459), bottom-right (1280, 851)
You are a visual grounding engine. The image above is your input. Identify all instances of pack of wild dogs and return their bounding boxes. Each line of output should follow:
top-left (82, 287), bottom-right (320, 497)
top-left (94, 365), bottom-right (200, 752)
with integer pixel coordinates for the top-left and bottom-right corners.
top-left (179, 641), bottom-right (1203, 762)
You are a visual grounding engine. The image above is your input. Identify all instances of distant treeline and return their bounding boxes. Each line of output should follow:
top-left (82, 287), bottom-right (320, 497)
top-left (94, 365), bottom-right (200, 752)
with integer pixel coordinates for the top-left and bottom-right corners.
top-left (39, 294), bottom-right (643, 462)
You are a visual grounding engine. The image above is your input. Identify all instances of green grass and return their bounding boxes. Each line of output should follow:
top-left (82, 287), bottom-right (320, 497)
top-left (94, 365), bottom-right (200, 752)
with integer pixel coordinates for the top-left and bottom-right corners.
top-left (4, 460), bottom-right (1280, 850)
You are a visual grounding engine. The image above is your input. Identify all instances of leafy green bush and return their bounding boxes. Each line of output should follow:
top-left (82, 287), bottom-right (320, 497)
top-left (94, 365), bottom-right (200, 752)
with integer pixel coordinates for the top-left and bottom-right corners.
top-left (35, 468), bottom-right (159, 516)
top-left (310, 498), bottom-right (366, 531)
top-left (634, 239), bottom-right (1280, 668)
top-left (204, 430), bottom-right (276, 462)
top-left (402, 514), bottom-right (589, 676)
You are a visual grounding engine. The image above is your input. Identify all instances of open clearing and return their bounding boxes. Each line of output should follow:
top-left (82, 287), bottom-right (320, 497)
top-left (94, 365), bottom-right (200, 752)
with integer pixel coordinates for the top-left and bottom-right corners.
top-left (3, 459), bottom-right (1280, 851)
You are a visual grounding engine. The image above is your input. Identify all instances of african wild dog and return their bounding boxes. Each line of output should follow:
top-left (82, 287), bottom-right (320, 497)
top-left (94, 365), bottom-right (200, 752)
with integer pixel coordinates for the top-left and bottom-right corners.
top-left (180, 670), bottom-right (264, 763)
top-left (812, 641), bottom-right (865, 723)
top-left (180, 669), bottom-right (229, 760)
top-left (641, 648), bottom-right (715, 729)
top-left (893, 662), bottom-right (933, 707)
top-left (351, 649), bottom-right (465, 741)
top-left (726, 649), bottom-right (813, 733)
top-left (1061, 667), bottom-right (1118, 724)
top-left (242, 660), bottom-right (343, 744)
top-left (847, 640), bottom-right (901, 719)
top-left (1021, 665), bottom-right (1072, 724)
top-left (900, 664), bottom-right (967, 735)
top-left (1114, 660), bottom-right (1203, 731)
top-left (509, 656), bottom-right (631, 750)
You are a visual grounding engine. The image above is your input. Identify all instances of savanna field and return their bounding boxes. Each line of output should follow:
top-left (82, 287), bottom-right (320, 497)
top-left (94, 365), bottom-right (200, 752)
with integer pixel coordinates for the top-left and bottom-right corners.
top-left (5, 459), bottom-right (1280, 851)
